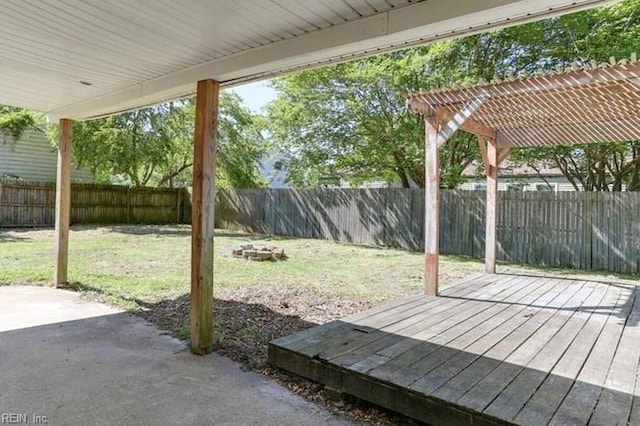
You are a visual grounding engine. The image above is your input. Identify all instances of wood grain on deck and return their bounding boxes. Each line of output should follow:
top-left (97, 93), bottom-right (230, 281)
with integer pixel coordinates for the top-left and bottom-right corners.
top-left (269, 274), bottom-right (640, 425)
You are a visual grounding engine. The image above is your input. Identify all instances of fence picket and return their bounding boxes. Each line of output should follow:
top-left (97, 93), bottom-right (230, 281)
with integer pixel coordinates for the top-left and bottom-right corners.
top-left (214, 188), bottom-right (640, 274)
top-left (0, 179), bottom-right (186, 226)
top-left (3, 181), bottom-right (639, 275)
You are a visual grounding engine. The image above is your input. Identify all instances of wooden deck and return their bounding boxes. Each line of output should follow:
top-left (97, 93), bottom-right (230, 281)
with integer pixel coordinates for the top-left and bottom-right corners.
top-left (268, 274), bottom-right (640, 425)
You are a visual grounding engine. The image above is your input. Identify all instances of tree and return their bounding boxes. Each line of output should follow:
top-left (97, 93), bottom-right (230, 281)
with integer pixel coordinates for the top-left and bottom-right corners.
top-left (267, 51), bottom-right (479, 188)
top-left (502, 0), bottom-right (640, 191)
top-left (50, 92), bottom-right (267, 188)
top-left (267, 0), bottom-right (640, 190)
top-left (265, 18), bottom-right (561, 188)
top-left (0, 105), bottom-right (42, 141)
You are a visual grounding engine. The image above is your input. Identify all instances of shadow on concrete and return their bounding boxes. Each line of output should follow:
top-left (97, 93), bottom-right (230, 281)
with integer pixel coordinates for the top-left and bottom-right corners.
top-left (66, 280), bottom-right (317, 369)
top-left (0, 307), bottom-right (351, 426)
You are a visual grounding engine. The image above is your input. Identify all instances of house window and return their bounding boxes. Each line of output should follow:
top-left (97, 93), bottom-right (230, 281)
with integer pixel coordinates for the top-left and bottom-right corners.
top-left (506, 183), bottom-right (526, 192)
top-left (473, 183), bottom-right (487, 191)
top-left (534, 183), bottom-right (557, 192)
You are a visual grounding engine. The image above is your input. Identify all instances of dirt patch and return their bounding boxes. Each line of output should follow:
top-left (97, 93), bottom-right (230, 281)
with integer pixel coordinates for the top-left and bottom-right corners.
top-left (136, 286), bottom-right (423, 425)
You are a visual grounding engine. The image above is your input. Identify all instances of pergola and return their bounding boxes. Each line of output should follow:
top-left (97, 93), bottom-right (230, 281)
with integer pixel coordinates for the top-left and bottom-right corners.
top-left (407, 56), bottom-right (640, 296)
top-left (0, 0), bottom-right (615, 355)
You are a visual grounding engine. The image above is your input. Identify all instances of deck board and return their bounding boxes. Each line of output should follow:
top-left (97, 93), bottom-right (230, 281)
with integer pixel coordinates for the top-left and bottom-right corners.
top-left (590, 287), bottom-right (640, 425)
top-left (514, 284), bottom-right (622, 425)
top-left (483, 282), bottom-right (610, 421)
top-left (371, 275), bottom-right (554, 388)
top-left (455, 279), bottom-right (592, 413)
top-left (268, 274), bottom-right (640, 425)
top-left (305, 274), bottom-right (514, 362)
top-left (435, 278), bottom-right (583, 407)
top-left (382, 275), bottom-right (546, 355)
top-left (413, 277), bottom-right (569, 397)
top-left (550, 285), bottom-right (635, 425)
top-left (290, 274), bottom-right (503, 355)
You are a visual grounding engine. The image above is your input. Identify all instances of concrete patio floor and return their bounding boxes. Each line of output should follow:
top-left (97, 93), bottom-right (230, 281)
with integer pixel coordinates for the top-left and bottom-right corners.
top-left (0, 286), bottom-right (354, 426)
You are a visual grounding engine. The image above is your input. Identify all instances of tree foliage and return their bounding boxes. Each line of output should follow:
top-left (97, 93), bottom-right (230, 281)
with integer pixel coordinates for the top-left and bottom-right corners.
top-left (49, 92), bottom-right (266, 188)
top-left (267, 51), bottom-right (478, 188)
top-left (267, 0), bottom-right (640, 190)
top-left (0, 105), bottom-right (42, 141)
top-left (507, 0), bottom-right (640, 191)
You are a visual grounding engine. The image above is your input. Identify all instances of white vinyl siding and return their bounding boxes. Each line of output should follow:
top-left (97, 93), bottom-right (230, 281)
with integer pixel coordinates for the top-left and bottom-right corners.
top-left (460, 177), bottom-right (580, 192)
top-left (0, 129), bottom-right (93, 182)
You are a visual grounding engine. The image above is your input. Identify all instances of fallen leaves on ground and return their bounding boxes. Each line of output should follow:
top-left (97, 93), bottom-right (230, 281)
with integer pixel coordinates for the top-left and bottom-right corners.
top-left (137, 285), bottom-right (423, 425)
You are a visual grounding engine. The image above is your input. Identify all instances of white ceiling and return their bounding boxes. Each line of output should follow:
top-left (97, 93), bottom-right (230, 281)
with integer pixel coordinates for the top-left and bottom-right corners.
top-left (0, 0), bottom-right (615, 120)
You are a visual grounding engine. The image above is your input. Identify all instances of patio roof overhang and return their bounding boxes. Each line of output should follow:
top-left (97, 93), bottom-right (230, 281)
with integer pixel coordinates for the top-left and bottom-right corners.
top-left (8, 0), bottom-right (616, 355)
top-left (0, 0), bottom-right (615, 120)
top-left (406, 56), bottom-right (640, 148)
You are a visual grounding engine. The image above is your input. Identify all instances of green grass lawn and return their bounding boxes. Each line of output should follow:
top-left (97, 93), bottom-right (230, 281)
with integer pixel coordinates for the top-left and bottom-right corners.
top-left (0, 225), bottom-right (484, 307)
top-left (1, 224), bottom-right (638, 309)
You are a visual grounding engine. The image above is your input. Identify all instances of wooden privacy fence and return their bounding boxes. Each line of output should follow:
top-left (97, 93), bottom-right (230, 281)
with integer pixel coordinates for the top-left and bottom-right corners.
top-left (216, 189), bottom-right (640, 274)
top-left (0, 179), bottom-right (190, 226)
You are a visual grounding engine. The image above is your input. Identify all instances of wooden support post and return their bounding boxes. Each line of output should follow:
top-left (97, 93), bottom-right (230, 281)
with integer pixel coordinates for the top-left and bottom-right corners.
top-left (424, 118), bottom-right (440, 296)
top-left (190, 79), bottom-right (219, 355)
top-left (485, 138), bottom-right (499, 274)
top-left (419, 100), bottom-right (485, 295)
top-left (54, 119), bottom-right (73, 287)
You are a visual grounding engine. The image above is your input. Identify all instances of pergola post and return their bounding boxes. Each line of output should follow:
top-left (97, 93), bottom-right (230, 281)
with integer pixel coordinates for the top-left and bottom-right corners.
top-left (54, 119), bottom-right (73, 287)
top-left (424, 118), bottom-right (440, 296)
top-left (190, 79), bottom-right (219, 355)
top-left (484, 138), bottom-right (499, 274)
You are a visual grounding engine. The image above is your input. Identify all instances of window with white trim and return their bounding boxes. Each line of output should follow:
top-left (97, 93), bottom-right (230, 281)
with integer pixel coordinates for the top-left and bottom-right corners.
top-left (473, 183), bottom-right (487, 191)
top-left (534, 183), bottom-right (557, 192)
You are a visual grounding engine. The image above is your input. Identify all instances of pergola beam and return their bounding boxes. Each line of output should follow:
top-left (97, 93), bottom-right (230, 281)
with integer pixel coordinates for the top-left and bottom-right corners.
top-left (434, 96), bottom-right (488, 148)
top-left (54, 119), bottom-right (73, 288)
top-left (480, 143), bottom-right (511, 169)
top-left (190, 79), bottom-right (219, 355)
top-left (408, 60), bottom-right (640, 149)
top-left (411, 63), bottom-right (640, 107)
top-left (497, 148), bottom-right (512, 166)
top-left (435, 106), bottom-right (496, 141)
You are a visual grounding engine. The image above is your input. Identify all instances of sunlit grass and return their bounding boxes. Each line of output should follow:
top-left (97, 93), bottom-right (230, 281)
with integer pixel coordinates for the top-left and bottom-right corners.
top-left (1, 225), bottom-right (637, 309)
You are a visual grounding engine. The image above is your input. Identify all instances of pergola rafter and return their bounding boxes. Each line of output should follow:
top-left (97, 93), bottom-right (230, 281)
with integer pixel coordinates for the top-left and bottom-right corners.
top-left (409, 55), bottom-right (640, 148)
top-left (408, 56), bottom-right (640, 295)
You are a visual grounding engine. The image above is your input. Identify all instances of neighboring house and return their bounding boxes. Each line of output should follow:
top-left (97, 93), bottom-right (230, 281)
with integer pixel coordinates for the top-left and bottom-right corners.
top-left (318, 176), bottom-right (403, 188)
top-left (260, 149), bottom-right (289, 189)
top-left (0, 129), bottom-right (93, 182)
top-left (459, 161), bottom-right (578, 192)
top-left (344, 179), bottom-right (403, 189)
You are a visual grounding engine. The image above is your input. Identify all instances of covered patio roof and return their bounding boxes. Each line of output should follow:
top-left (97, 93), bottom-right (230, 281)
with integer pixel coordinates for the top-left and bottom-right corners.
top-left (0, 0), bottom-right (614, 120)
top-left (407, 56), bottom-right (640, 148)
top-left (1, 0), bottom-right (617, 355)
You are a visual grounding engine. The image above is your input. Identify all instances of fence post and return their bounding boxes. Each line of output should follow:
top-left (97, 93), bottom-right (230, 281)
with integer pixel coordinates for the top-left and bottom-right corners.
top-left (126, 187), bottom-right (131, 224)
top-left (176, 188), bottom-right (181, 224)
